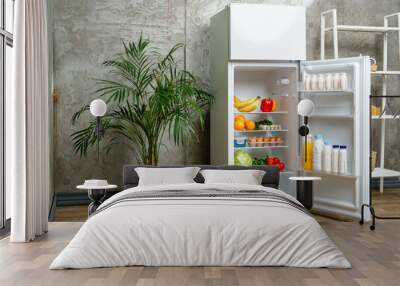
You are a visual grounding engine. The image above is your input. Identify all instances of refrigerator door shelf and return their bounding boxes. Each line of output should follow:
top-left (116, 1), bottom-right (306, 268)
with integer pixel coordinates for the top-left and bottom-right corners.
top-left (299, 90), bottom-right (353, 95)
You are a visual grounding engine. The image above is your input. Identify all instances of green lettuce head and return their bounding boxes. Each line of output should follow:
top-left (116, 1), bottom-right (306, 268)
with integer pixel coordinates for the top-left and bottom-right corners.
top-left (234, 150), bottom-right (252, 166)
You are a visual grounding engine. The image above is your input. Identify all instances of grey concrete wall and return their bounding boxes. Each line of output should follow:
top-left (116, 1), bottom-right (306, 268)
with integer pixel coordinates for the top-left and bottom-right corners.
top-left (53, 0), bottom-right (400, 193)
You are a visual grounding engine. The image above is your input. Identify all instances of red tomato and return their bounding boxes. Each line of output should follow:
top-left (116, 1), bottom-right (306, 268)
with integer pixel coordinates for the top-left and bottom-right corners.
top-left (277, 162), bottom-right (285, 171)
top-left (261, 98), bottom-right (274, 112)
top-left (265, 158), bottom-right (274, 165)
top-left (272, 157), bottom-right (280, 164)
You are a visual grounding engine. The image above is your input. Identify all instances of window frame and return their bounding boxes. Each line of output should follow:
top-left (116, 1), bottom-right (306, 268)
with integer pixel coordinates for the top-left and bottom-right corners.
top-left (0, 0), bottom-right (14, 230)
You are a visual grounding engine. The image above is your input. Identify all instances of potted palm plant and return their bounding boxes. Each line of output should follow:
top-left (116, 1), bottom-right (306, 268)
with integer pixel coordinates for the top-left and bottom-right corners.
top-left (71, 35), bottom-right (213, 165)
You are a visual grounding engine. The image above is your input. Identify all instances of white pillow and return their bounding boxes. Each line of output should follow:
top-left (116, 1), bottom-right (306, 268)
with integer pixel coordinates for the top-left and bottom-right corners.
top-left (135, 167), bottom-right (201, 186)
top-left (200, 169), bottom-right (266, 185)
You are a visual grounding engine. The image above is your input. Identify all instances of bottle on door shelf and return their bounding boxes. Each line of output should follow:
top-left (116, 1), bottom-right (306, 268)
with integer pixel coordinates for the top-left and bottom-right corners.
top-left (340, 73), bottom-right (348, 91)
top-left (303, 73), bottom-right (311, 90)
top-left (333, 73), bottom-right (341, 90)
top-left (313, 134), bottom-right (324, 171)
top-left (339, 145), bottom-right (348, 174)
top-left (311, 74), bottom-right (318, 90)
top-left (303, 134), bottom-right (313, 170)
top-left (317, 74), bottom-right (325, 91)
top-left (325, 73), bottom-right (333, 90)
top-left (322, 142), bottom-right (332, 172)
top-left (332, 145), bottom-right (340, 173)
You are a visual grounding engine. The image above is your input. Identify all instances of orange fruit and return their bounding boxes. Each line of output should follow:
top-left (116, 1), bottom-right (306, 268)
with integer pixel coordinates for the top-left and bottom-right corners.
top-left (245, 120), bottom-right (256, 130)
top-left (234, 120), bottom-right (245, 131)
top-left (235, 115), bottom-right (246, 122)
top-left (271, 100), bottom-right (277, 112)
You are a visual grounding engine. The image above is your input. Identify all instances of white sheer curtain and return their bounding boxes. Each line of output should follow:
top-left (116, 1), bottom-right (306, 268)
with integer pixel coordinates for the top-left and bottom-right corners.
top-left (10, 0), bottom-right (50, 242)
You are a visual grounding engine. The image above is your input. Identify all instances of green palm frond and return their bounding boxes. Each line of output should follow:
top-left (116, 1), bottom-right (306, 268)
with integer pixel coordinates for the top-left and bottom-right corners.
top-left (72, 104), bottom-right (90, 125)
top-left (71, 34), bottom-right (213, 165)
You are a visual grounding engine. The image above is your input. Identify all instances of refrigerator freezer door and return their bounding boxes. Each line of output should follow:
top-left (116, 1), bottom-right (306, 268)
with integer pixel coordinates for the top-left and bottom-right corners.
top-left (298, 56), bottom-right (370, 220)
top-left (229, 4), bottom-right (306, 61)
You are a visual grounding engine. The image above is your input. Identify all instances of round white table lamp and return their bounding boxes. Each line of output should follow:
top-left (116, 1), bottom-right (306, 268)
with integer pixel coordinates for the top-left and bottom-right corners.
top-left (90, 99), bottom-right (107, 117)
top-left (297, 99), bottom-right (315, 117)
top-left (90, 99), bottom-right (107, 160)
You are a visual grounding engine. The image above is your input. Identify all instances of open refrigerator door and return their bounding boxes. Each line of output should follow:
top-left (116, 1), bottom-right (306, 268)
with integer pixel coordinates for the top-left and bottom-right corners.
top-left (298, 56), bottom-right (370, 219)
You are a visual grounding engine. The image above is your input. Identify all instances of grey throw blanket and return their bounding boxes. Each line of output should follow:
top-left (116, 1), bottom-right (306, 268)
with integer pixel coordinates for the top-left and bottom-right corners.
top-left (92, 189), bottom-right (309, 217)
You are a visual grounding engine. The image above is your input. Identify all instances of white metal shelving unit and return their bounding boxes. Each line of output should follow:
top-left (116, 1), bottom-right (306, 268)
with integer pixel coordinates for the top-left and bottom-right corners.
top-left (321, 9), bottom-right (400, 193)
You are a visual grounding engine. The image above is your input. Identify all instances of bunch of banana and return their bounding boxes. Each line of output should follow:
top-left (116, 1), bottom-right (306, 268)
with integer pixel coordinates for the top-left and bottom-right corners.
top-left (234, 96), bottom-right (260, 112)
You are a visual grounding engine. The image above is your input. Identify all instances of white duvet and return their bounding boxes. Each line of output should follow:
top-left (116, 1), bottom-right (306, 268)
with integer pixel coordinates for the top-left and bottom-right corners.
top-left (50, 183), bottom-right (350, 269)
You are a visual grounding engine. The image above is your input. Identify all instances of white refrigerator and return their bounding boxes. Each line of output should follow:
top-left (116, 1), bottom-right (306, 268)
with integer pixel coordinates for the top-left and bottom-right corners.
top-left (210, 4), bottom-right (370, 220)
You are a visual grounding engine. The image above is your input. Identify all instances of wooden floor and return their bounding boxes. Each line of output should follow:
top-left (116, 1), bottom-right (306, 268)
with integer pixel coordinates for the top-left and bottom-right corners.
top-left (372, 189), bottom-right (400, 217)
top-left (54, 205), bottom-right (89, 221)
top-left (1, 218), bottom-right (400, 285)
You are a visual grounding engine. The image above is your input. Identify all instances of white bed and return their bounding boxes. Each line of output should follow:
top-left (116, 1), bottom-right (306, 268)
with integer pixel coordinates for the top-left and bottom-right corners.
top-left (50, 183), bottom-right (350, 269)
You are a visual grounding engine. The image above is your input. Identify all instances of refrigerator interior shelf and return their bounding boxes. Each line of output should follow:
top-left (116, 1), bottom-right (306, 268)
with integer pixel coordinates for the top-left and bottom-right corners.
top-left (235, 129), bottom-right (289, 133)
top-left (234, 146), bottom-right (289, 150)
top-left (372, 167), bottom-right (400, 178)
top-left (234, 111), bottom-right (288, 114)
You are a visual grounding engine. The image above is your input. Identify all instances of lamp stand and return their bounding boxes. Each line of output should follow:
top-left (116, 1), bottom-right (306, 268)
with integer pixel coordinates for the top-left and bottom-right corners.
top-left (95, 116), bottom-right (105, 161)
top-left (298, 116), bottom-right (310, 163)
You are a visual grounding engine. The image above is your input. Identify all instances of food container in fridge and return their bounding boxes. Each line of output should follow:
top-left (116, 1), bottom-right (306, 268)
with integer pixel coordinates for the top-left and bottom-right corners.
top-left (256, 137), bottom-right (264, 147)
top-left (248, 137), bottom-right (257, 147)
top-left (234, 136), bottom-right (247, 147)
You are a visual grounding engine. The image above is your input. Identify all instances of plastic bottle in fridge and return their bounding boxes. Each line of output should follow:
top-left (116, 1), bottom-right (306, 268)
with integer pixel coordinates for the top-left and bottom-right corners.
top-left (311, 74), bottom-right (318, 90)
top-left (332, 145), bottom-right (340, 173)
top-left (339, 145), bottom-right (348, 174)
top-left (313, 134), bottom-right (324, 171)
top-left (322, 141), bottom-right (332, 172)
top-left (303, 134), bottom-right (313, 170)
top-left (303, 73), bottom-right (310, 90)
top-left (317, 74), bottom-right (325, 91)
top-left (325, 73), bottom-right (333, 90)
top-left (333, 73), bottom-right (341, 90)
top-left (340, 73), bottom-right (348, 91)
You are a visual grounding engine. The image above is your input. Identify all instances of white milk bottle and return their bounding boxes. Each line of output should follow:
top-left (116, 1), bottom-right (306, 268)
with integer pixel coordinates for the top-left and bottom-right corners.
top-left (340, 73), bottom-right (348, 91)
top-left (303, 73), bottom-right (311, 90)
top-left (311, 74), bottom-right (318, 90)
top-left (332, 145), bottom-right (340, 173)
top-left (333, 73), bottom-right (341, 90)
top-left (317, 74), bottom-right (325, 91)
top-left (313, 134), bottom-right (324, 171)
top-left (339, 145), bottom-right (348, 174)
top-left (325, 73), bottom-right (333, 90)
top-left (322, 142), bottom-right (332, 172)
